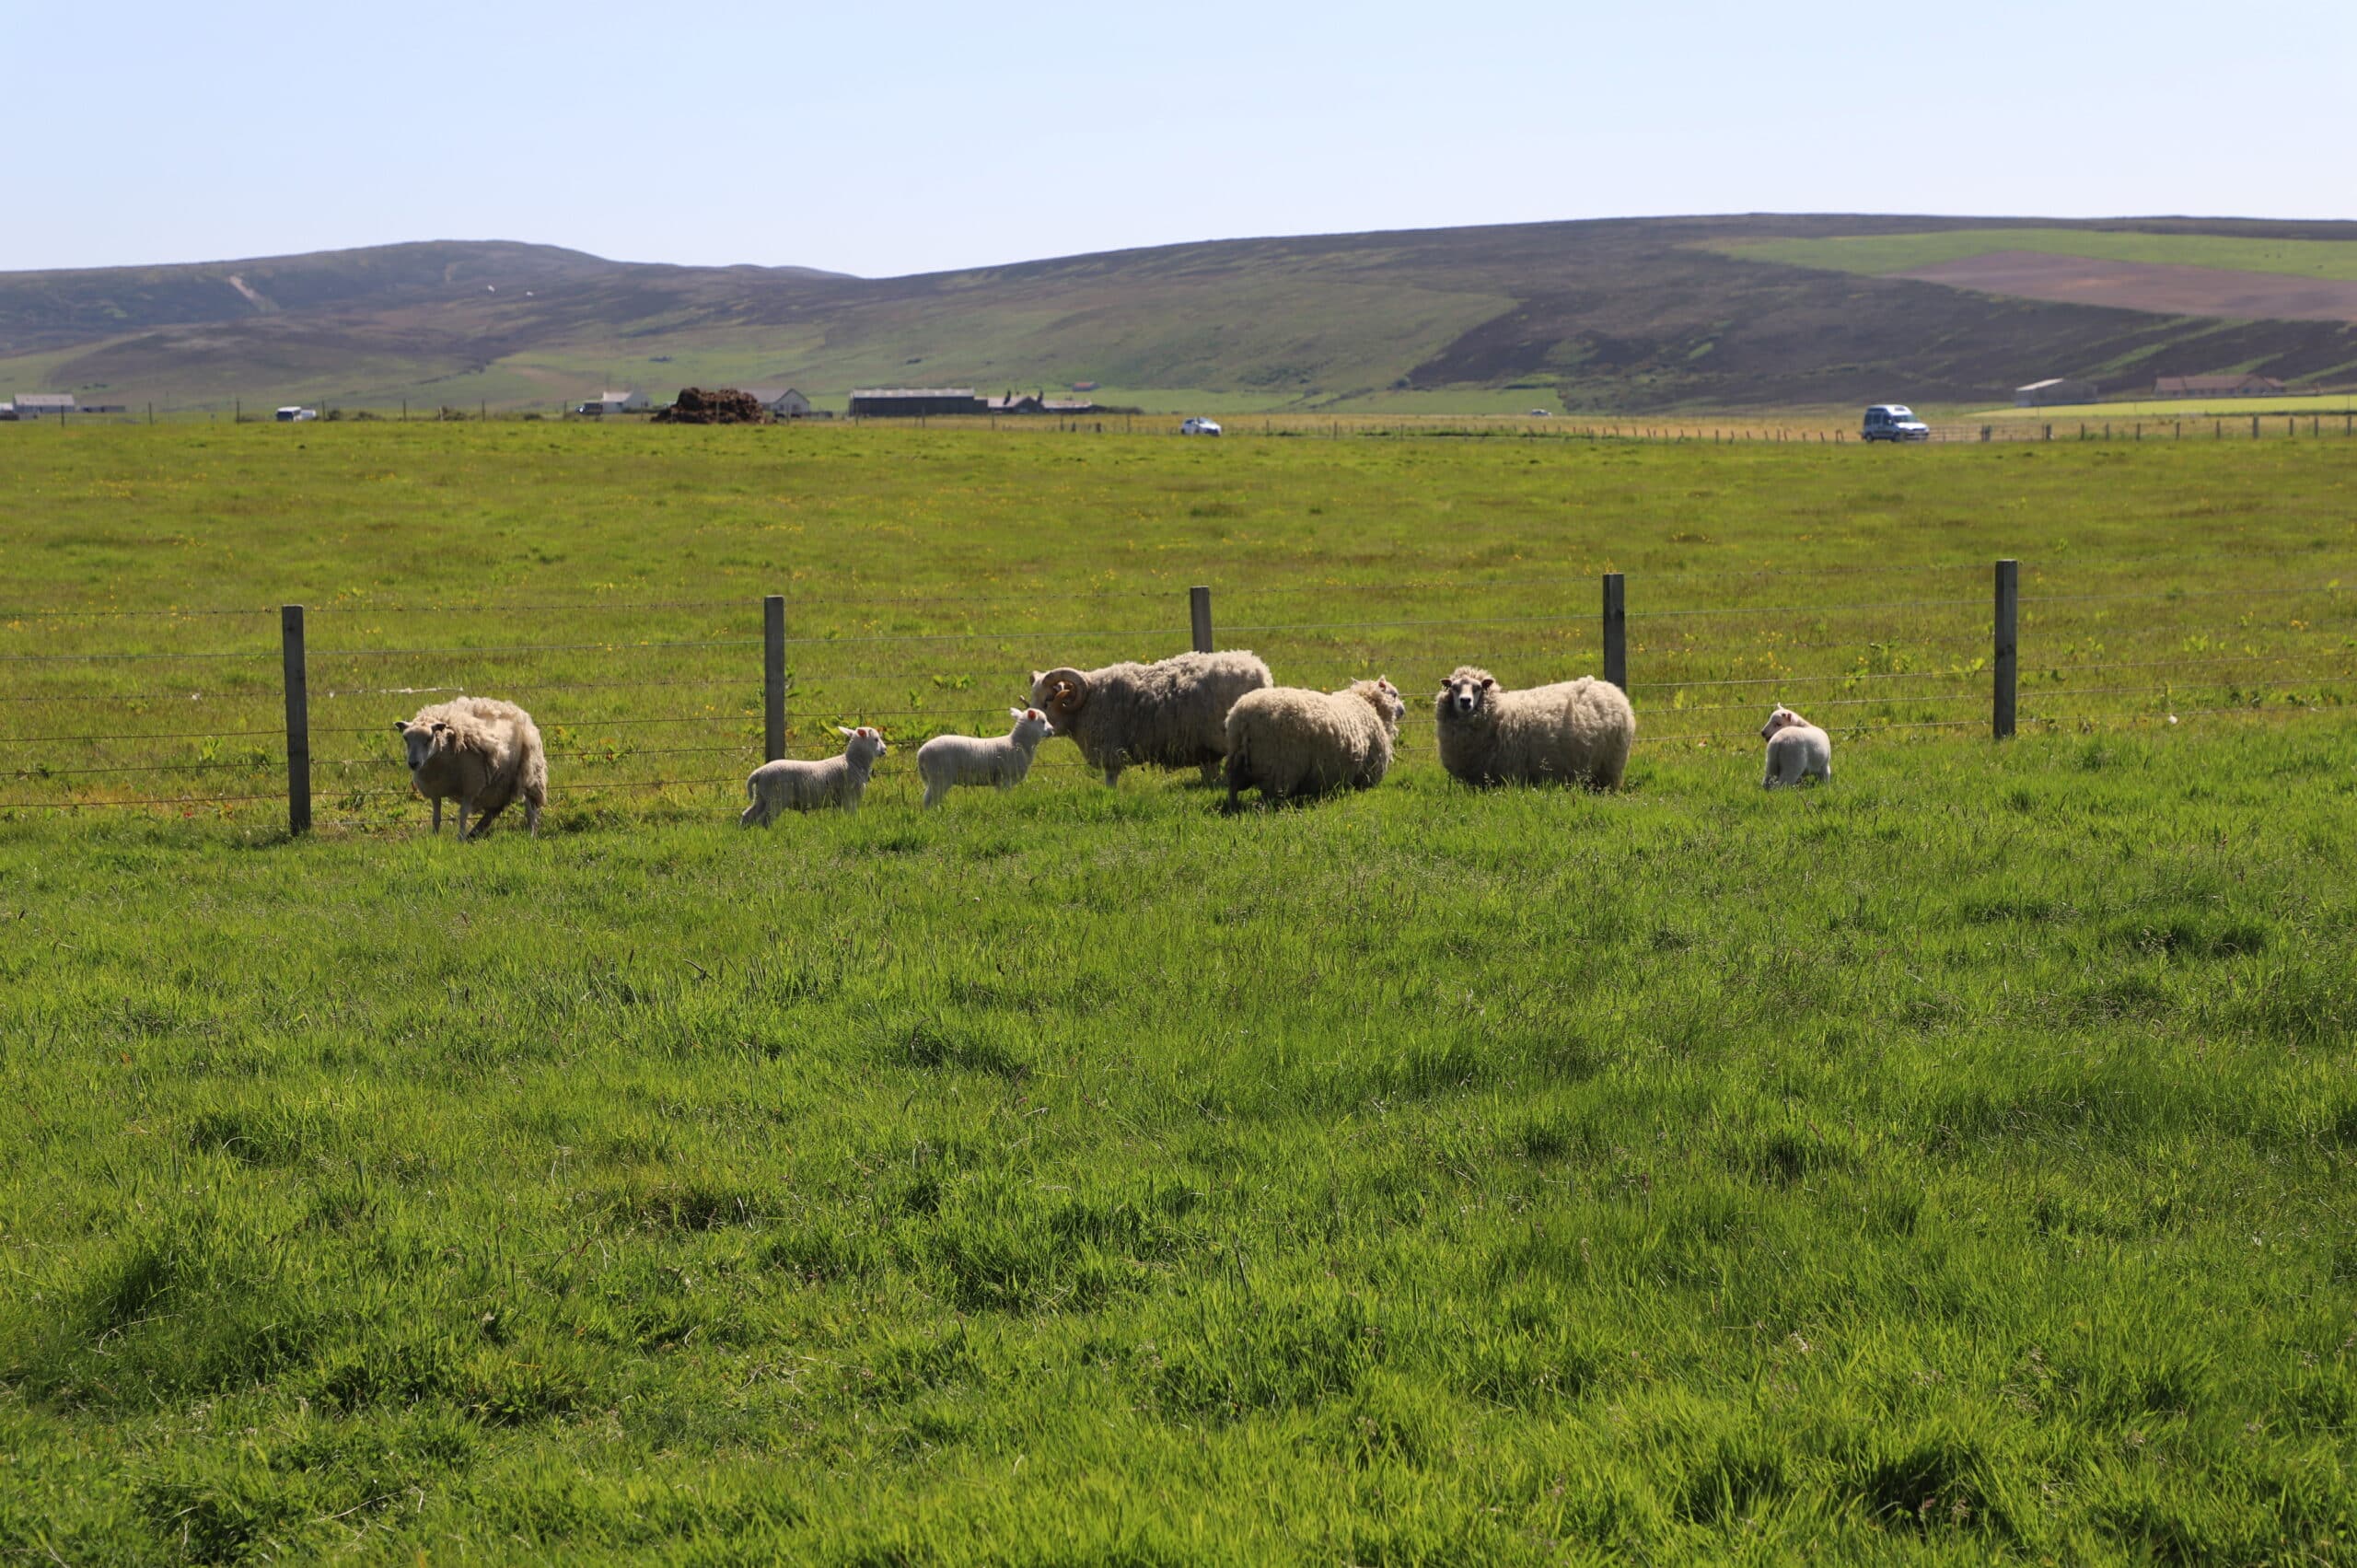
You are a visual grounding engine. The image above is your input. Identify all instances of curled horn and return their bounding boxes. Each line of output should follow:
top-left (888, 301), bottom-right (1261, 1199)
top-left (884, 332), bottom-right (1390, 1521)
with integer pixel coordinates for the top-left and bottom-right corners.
top-left (1037, 667), bottom-right (1090, 714)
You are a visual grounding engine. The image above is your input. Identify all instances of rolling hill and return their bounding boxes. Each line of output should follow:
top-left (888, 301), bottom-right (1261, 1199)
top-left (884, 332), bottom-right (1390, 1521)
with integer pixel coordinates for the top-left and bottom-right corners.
top-left (5, 215), bottom-right (2355, 414)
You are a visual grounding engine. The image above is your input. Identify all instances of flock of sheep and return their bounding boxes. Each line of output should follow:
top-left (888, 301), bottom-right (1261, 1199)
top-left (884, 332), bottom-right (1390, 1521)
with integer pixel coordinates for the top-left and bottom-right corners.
top-left (393, 651), bottom-right (1832, 838)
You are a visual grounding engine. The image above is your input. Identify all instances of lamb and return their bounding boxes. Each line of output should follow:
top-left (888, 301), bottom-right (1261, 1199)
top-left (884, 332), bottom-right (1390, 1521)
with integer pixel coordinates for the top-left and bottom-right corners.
top-left (1433, 666), bottom-right (1634, 791)
top-left (916, 707), bottom-right (1054, 808)
top-left (1760, 704), bottom-right (1832, 788)
top-left (740, 726), bottom-right (888, 825)
top-left (1029, 650), bottom-right (1272, 787)
top-left (1223, 678), bottom-right (1406, 809)
top-left (392, 696), bottom-right (548, 838)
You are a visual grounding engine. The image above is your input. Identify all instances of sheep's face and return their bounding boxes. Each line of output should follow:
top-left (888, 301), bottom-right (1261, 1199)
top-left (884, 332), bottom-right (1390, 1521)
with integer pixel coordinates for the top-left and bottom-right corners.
top-left (837, 725), bottom-right (888, 761)
top-left (1009, 706), bottom-right (1054, 740)
top-left (1437, 668), bottom-right (1499, 721)
top-left (1761, 705), bottom-right (1805, 741)
top-left (1356, 678), bottom-right (1407, 726)
top-left (394, 719), bottom-right (453, 772)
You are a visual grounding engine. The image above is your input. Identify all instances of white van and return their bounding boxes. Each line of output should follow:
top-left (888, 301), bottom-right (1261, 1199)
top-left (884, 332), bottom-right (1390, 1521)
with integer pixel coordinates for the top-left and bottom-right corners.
top-left (1862, 405), bottom-right (1930, 442)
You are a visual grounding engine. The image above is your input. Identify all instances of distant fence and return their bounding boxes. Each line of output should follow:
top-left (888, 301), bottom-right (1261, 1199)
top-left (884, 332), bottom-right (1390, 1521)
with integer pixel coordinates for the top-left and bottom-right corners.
top-left (5, 559), bottom-right (2351, 832)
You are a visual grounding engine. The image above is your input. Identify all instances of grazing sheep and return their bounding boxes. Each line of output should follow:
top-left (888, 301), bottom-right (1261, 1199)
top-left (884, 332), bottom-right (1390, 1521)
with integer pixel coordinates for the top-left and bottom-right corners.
top-left (917, 707), bottom-right (1054, 808)
top-left (1029, 650), bottom-right (1272, 787)
top-left (1433, 666), bottom-right (1634, 790)
top-left (1224, 678), bottom-right (1406, 809)
top-left (392, 696), bottom-right (548, 839)
top-left (740, 726), bottom-right (888, 825)
top-left (1760, 705), bottom-right (1832, 788)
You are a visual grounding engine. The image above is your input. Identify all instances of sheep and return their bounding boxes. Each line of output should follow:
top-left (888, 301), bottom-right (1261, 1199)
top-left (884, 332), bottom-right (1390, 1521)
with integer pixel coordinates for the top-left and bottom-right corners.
top-left (1433, 666), bottom-right (1634, 791)
top-left (392, 696), bottom-right (548, 839)
top-left (1028, 650), bottom-right (1272, 787)
top-left (1223, 678), bottom-right (1406, 809)
top-left (916, 707), bottom-right (1054, 808)
top-left (740, 726), bottom-right (888, 825)
top-left (1760, 704), bottom-right (1832, 788)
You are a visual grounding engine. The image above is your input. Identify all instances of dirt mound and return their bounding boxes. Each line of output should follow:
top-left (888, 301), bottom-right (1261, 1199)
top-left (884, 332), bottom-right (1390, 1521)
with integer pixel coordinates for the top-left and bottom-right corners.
top-left (654, 387), bottom-right (772, 424)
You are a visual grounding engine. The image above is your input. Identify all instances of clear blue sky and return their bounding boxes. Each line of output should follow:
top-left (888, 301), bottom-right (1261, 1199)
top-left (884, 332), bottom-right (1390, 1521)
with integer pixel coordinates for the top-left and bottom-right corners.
top-left (7, 0), bottom-right (2350, 277)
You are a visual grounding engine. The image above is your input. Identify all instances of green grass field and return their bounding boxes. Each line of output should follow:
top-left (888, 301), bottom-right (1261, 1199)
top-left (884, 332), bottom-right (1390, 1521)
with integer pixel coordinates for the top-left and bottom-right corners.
top-left (3, 426), bottom-right (2355, 1561)
top-left (1720, 228), bottom-right (2357, 282)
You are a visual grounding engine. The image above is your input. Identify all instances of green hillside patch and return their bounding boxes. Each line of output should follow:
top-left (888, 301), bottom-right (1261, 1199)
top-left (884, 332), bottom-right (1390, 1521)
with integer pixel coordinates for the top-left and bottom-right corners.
top-left (1719, 227), bottom-right (2357, 281)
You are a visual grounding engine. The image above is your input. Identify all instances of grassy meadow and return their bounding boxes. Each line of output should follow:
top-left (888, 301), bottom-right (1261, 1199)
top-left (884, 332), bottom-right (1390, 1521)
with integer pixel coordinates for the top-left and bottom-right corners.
top-left (1718, 228), bottom-right (2357, 282)
top-left (3, 424), bottom-right (2356, 1561)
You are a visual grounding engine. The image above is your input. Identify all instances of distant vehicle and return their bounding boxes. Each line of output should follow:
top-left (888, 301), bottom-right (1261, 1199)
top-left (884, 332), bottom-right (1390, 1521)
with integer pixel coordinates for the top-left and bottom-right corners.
top-left (274, 406), bottom-right (319, 423)
top-left (1862, 404), bottom-right (1930, 442)
top-left (1527, 409), bottom-right (1552, 417)
top-left (1180, 417), bottom-right (1222, 436)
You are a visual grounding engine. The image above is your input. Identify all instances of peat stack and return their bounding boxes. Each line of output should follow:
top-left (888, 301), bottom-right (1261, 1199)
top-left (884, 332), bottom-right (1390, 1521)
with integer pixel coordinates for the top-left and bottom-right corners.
top-left (655, 388), bottom-right (772, 424)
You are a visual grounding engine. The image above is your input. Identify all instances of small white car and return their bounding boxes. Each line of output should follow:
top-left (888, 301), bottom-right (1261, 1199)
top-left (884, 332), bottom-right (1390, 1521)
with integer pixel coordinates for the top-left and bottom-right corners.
top-left (1527, 409), bottom-right (1552, 417)
top-left (1862, 404), bottom-right (1930, 442)
top-left (1179, 417), bottom-right (1222, 436)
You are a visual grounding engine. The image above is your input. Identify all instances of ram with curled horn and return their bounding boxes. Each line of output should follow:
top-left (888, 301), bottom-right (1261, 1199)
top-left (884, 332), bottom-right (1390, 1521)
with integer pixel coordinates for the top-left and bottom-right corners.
top-left (1026, 650), bottom-right (1273, 787)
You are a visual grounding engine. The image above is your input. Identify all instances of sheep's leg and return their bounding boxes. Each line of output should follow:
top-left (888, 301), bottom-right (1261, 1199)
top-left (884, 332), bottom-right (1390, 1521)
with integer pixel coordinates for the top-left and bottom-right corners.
top-left (430, 798), bottom-right (443, 833)
top-left (738, 800), bottom-right (769, 828)
top-left (1102, 763), bottom-right (1122, 788)
top-left (525, 799), bottom-right (541, 837)
top-left (455, 801), bottom-right (472, 839)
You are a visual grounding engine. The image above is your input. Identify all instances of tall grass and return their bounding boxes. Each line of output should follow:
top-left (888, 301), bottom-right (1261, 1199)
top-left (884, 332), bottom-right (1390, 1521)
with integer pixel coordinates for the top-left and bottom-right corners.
top-left (0, 425), bottom-right (2353, 1559)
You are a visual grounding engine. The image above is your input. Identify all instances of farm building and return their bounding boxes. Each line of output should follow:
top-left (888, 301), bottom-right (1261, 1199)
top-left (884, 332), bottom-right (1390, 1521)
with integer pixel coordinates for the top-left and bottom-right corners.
top-left (849, 388), bottom-right (986, 418)
top-left (576, 389), bottom-right (651, 416)
top-left (2014, 377), bottom-right (2097, 407)
top-left (735, 387), bottom-right (817, 419)
top-left (10, 392), bottom-right (75, 419)
top-left (2154, 374), bottom-right (2285, 398)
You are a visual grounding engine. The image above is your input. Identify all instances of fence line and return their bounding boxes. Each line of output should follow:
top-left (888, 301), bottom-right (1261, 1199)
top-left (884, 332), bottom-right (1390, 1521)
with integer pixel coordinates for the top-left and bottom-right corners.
top-left (5, 561), bottom-right (2351, 829)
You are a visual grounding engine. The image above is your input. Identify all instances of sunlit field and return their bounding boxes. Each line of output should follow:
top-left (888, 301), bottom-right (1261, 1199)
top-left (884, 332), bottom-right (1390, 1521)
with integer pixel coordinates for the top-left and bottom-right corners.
top-left (2, 424), bottom-right (2353, 1561)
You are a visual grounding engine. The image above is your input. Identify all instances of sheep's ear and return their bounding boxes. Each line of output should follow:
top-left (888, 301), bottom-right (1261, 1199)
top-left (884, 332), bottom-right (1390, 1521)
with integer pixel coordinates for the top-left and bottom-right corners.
top-left (391, 721), bottom-right (407, 734)
top-left (1029, 670), bottom-right (1045, 685)
top-left (431, 722), bottom-right (448, 734)
top-left (837, 726), bottom-right (855, 738)
top-left (1480, 676), bottom-right (1496, 689)
top-left (1011, 707), bottom-right (1026, 720)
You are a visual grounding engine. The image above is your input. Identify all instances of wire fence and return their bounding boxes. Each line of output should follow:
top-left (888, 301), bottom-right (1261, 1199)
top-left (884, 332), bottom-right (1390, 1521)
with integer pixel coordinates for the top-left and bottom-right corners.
top-left (3, 557), bottom-right (2351, 827)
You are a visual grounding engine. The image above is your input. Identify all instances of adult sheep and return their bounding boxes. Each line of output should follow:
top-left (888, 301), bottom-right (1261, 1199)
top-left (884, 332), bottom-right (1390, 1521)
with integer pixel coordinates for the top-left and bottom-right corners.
top-left (1029, 650), bottom-right (1271, 787)
top-left (393, 696), bottom-right (549, 838)
top-left (1223, 678), bottom-right (1405, 809)
top-left (1434, 666), bottom-right (1633, 791)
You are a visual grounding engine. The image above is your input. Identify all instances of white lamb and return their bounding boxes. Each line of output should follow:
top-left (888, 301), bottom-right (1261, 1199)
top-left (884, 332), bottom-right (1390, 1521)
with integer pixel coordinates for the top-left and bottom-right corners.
top-left (392, 696), bottom-right (548, 839)
top-left (740, 726), bottom-right (888, 825)
top-left (1223, 678), bottom-right (1406, 809)
top-left (916, 708), bottom-right (1054, 808)
top-left (1760, 705), bottom-right (1832, 788)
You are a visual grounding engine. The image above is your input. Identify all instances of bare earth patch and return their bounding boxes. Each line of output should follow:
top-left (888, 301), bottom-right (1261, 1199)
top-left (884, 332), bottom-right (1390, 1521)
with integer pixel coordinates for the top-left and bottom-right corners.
top-left (1896, 250), bottom-right (2357, 321)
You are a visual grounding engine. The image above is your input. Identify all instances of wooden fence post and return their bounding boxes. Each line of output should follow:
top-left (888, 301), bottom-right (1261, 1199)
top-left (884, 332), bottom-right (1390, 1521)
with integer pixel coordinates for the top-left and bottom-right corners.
top-left (1992, 560), bottom-right (2018, 740)
top-left (1190, 586), bottom-right (1213, 654)
top-left (281, 605), bottom-right (311, 834)
top-left (1602, 572), bottom-right (1627, 691)
top-left (763, 594), bottom-right (786, 762)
